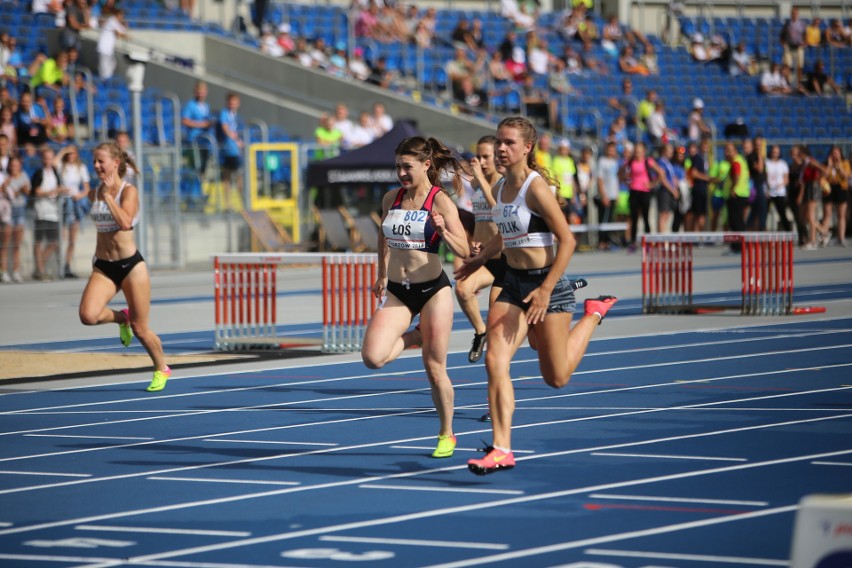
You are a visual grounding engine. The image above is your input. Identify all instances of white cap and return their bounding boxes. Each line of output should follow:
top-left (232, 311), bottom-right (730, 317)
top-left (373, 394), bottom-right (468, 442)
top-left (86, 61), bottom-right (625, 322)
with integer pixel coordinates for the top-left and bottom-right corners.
top-left (558, 138), bottom-right (571, 149)
top-left (693, 98), bottom-right (704, 109)
top-left (278, 22), bottom-right (291, 33)
top-left (693, 33), bottom-right (704, 42)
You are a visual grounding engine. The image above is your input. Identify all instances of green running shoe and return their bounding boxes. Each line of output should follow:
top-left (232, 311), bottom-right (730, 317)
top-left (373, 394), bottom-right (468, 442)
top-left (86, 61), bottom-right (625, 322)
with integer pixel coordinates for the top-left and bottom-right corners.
top-left (146, 367), bottom-right (171, 392)
top-left (432, 434), bottom-right (457, 458)
top-left (119, 308), bottom-right (133, 347)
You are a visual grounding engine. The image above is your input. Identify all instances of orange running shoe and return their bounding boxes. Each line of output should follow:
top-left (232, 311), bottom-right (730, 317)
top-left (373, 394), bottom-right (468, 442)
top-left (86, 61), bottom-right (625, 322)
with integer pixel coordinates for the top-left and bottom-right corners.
top-left (468, 446), bottom-right (515, 475)
top-left (584, 295), bottom-right (618, 325)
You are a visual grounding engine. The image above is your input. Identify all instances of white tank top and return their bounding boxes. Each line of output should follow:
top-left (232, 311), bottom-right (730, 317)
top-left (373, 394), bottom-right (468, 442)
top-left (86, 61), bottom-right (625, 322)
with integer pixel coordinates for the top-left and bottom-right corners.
top-left (471, 184), bottom-right (494, 223)
top-left (492, 171), bottom-right (555, 249)
top-left (90, 182), bottom-right (138, 233)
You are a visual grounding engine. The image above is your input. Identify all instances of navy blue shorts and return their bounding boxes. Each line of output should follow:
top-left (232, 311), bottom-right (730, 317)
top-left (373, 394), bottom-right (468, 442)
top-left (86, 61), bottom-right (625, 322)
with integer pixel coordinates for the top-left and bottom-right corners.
top-left (496, 265), bottom-right (577, 314)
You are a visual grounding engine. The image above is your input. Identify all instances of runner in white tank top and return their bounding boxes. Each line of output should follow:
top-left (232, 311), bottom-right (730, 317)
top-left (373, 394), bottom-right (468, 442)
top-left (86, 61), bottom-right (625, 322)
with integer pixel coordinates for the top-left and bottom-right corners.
top-left (78, 142), bottom-right (170, 393)
top-left (458, 117), bottom-right (619, 476)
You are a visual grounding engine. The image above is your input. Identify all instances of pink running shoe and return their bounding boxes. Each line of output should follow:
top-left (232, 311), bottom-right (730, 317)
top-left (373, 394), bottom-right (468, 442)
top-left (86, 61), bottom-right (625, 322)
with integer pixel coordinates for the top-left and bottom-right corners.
top-left (584, 295), bottom-right (618, 325)
top-left (468, 446), bottom-right (515, 476)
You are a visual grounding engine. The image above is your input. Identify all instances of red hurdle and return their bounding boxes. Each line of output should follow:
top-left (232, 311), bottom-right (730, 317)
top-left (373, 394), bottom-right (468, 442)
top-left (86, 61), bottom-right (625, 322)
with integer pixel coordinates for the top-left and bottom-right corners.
top-left (642, 232), bottom-right (796, 315)
top-left (213, 253), bottom-right (378, 352)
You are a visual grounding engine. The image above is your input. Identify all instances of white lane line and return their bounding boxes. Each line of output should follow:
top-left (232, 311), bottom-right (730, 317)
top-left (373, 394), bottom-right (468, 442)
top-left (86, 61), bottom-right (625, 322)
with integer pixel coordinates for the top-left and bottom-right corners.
top-left (588, 494), bottom-right (769, 507)
top-left (25, 434), bottom-right (154, 441)
top-left (202, 439), bottom-right (338, 447)
top-left (0, 470), bottom-right (91, 478)
top-left (592, 452), bottom-right (747, 462)
top-left (422, 506), bottom-right (799, 568)
top-left (584, 548), bottom-right (787, 566)
top-left (76, 525), bottom-right (251, 537)
top-left (2, 314), bottom-right (847, 401)
top-left (3, 329), bottom-right (848, 418)
top-left (2, 414), bottom-right (850, 548)
top-left (0, 554), bottom-right (117, 563)
top-left (320, 535), bottom-right (510, 551)
top-left (0, 522), bottom-right (11, 527)
top-left (64, 440), bottom-right (852, 568)
top-left (9, 356), bottom-right (830, 462)
top-left (390, 445), bottom-right (535, 454)
top-left (1, 385), bottom-right (850, 498)
top-left (811, 460), bottom-right (852, 467)
top-left (147, 477), bottom-right (300, 487)
top-left (360, 484), bottom-right (525, 496)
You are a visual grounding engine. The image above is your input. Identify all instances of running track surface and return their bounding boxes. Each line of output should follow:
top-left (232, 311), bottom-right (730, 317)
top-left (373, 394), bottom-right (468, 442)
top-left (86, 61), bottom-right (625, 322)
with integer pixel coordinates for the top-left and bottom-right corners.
top-left (1, 307), bottom-right (851, 566)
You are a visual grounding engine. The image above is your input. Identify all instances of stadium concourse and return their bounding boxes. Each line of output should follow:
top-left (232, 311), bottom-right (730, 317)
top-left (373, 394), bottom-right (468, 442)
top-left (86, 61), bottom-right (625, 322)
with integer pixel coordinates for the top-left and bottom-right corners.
top-left (0, 243), bottom-right (850, 567)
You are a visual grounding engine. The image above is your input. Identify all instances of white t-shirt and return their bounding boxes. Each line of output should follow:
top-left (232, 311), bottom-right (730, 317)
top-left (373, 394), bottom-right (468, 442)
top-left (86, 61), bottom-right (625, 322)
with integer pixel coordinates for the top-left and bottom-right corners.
top-left (97, 16), bottom-right (126, 55)
top-left (648, 111), bottom-right (666, 139)
top-left (61, 162), bottom-right (91, 199)
top-left (765, 158), bottom-right (789, 197)
top-left (527, 47), bottom-right (549, 75)
top-left (34, 168), bottom-right (60, 222)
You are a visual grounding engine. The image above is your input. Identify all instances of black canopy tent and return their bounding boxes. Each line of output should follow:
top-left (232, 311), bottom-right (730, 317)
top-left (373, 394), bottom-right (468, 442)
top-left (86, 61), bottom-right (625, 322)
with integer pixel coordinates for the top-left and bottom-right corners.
top-left (306, 120), bottom-right (422, 188)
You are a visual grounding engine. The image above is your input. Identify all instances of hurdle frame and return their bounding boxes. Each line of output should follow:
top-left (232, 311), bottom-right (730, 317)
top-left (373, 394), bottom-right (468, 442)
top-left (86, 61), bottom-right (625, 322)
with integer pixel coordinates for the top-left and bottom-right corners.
top-left (212, 252), bottom-right (378, 352)
top-left (641, 232), bottom-right (796, 316)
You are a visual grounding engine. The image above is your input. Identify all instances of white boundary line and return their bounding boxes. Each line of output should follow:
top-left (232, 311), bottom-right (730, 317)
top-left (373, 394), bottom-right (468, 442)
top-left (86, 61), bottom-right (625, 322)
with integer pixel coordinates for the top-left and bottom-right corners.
top-left (319, 535), bottom-right (510, 550)
top-left (75, 525), bottom-right (252, 537)
top-left (588, 494), bottom-right (769, 507)
top-left (1, 314), bottom-right (849, 399)
top-left (591, 452), bottom-right (747, 462)
top-left (0, 412), bottom-right (849, 540)
top-left (66, 444), bottom-right (852, 568)
top-left (147, 477), bottom-right (300, 487)
top-left (25, 434), bottom-right (154, 441)
top-left (582, 548), bottom-right (787, 566)
top-left (0, 470), bottom-right (91, 478)
top-left (359, 484), bottom-right (525, 496)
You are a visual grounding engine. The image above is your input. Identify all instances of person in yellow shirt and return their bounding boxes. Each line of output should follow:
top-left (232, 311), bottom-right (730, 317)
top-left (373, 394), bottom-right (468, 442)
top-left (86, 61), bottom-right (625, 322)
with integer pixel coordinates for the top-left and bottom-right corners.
top-left (551, 138), bottom-right (579, 223)
top-left (805, 17), bottom-right (823, 47)
top-left (535, 132), bottom-right (554, 172)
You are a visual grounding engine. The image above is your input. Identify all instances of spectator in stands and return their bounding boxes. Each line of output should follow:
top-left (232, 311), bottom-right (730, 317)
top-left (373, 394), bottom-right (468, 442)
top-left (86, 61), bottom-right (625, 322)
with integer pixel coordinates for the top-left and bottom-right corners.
top-left (527, 35), bottom-right (551, 78)
top-left (618, 45), bottom-right (650, 75)
top-left (346, 47), bottom-right (369, 82)
top-left (14, 91), bottom-right (47, 147)
top-left (414, 7), bottom-right (438, 47)
top-left (370, 102), bottom-right (393, 137)
top-left (825, 19), bottom-right (848, 48)
top-left (608, 78), bottom-right (637, 124)
top-left (31, 146), bottom-right (67, 280)
top-left (561, 45), bottom-right (584, 75)
top-left (412, 19), bottom-right (433, 49)
top-left (61, 0), bottom-right (90, 51)
top-left (30, 51), bottom-right (70, 94)
top-left (501, 0), bottom-right (536, 32)
top-left (467, 18), bottom-right (486, 51)
top-left (760, 62), bottom-right (793, 95)
top-left (455, 76), bottom-right (487, 113)
top-left (332, 103), bottom-right (355, 146)
top-left (97, 7), bottom-right (128, 80)
top-left (765, 144), bottom-right (792, 232)
top-left (308, 37), bottom-right (330, 69)
top-left (729, 42), bottom-right (755, 76)
top-left (46, 96), bottom-right (72, 144)
top-left (450, 18), bottom-right (473, 50)
top-left (520, 73), bottom-right (557, 130)
top-left (691, 33), bottom-right (717, 63)
top-left (818, 145), bottom-right (850, 247)
top-left (379, 4), bottom-right (409, 43)
top-left (181, 80), bottom-right (212, 174)
top-left (0, 106), bottom-right (17, 149)
top-left (291, 37), bottom-right (313, 68)
top-left (0, 155), bottom-right (28, 283)
top-left (218, 92), bottom-right (243, 209)
top-left (276, 23), bottom-right (295, 55)
top-left (115, 130), bottom-right (136, 185)
top-left (780, 6), bottom-right (806, 85)
top-left (581, 42), bottom-right (609, 75)
top-left (366, 56), bottom-right (395, 89)
top-left (32, 0), bottom-right (62, 16)
top-left (447, 47), bottom-right (477, 101)
top-left (260, 25), bottom-right (284, 57)
top-left (595, 141), bottom-right (621, 249)
top-left (603, 14), bottom-right (650, 53)
top-left (487, 50), bottom-right (514, 84)
top-left (574, 146), bottom-right (594, 222)
top-left (326, 43), bottom-right (349, 78)
top-left (55, 144), bottom-right (90, 279)
top-left (548, 57), bottom-right (578, 98)
top-left (347, 111), bottom-right (376, 149)
top-left (641, 43), bottom-right (659, 75)
top-left (558, 7), bottom-right (582, 43)
top-left (647, 100), bottom-right (675, 146)
top-left (577, 12), bottom-right (600, 52)
top-left (2, 36), bottom-right (24, 87)
top-left (354, 3), bottom-right (383, 42)
top-left (803, 60), bottom-right (842, 96)
top-left (686, 98), bottom-right (711, 142)
top-left (805, 17), bottom-right (823, 48)
top-left (606, 115), bottom-right (628, 154)
top-left (535, 132), bottom-right (554, 173)
top-left (0, 133), bottom-right (10, 172)
top-left (313, 113), bottom-right (342, 159)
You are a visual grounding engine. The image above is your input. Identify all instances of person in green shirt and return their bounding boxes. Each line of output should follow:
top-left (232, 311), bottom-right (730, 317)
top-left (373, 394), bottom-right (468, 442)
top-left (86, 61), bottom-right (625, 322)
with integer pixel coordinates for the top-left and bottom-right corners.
top-left (636, 89), bottom-right (657, 135)
top-left (313, 113), bottom-right (342, 160)
top-left (29, 51), bottom-right (69, 92)
top-left (551, 138), bottom-right (578, 222)
top-left (720, 142), bottom-right (750, 252)
top-left (708, 152), bottom-right (730, 232)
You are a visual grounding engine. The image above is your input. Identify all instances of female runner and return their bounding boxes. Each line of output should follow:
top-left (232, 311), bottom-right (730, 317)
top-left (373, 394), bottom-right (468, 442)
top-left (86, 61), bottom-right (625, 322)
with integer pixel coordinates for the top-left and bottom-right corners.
top-left (458, 117), bottom-right (617, 475)
top-left (79, 141), bottom-right (170, 392)
top-left (361, 137), bottom-right (470, 458)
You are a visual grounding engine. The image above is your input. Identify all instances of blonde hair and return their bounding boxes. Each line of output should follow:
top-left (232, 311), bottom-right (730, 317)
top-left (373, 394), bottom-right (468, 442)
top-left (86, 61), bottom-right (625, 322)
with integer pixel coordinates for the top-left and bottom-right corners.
top-left (95, 141), bottom-right (138, 180)
top-left (497, 116), bottom-right (559, 189)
